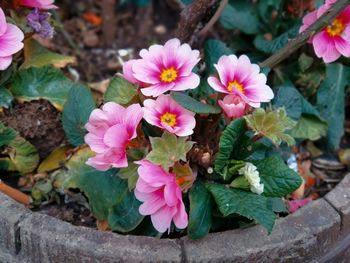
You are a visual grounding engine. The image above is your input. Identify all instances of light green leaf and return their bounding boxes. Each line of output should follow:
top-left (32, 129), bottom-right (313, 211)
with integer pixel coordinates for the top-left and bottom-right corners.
top-left (62, 85), bottom-right (95, 147)
top-left (146, 132), bottom-right (194, 171)
top-left (244, 108), bottom-right (296, 146)
top-left (188, 181), bottom-right (213, 239)
top-left (171, 92), bottom-right (221, 114)
top-left (290, 114), bottom-right (327, 141)
top-left (0, 88), bottom-right (13, 109)
top-left (104, 76), bottom-right (138, 105)
top-left (21, 38), bottom-right (75, 69)
top-left (11, 66), bottom-right (83, 111)
top-left (118, 162), bottom-right (139, 191)
top-left (253, 156), bottom-right (302, 197)
top-left (317, 63), bottom-right (350, 150)
top-left (214, 118), bottom-right (246, 174)
top-left (206, 183), bottom-right (276, 233)
top-left (0, 122), bottom-right (39, 174)
top-left (220, 1), bottom-right (260, 34)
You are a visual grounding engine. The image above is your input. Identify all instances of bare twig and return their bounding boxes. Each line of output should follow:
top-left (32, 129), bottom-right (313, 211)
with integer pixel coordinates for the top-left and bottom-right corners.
top-left (102, 0), bottom-right (117, 47)
top-left (175, 0), bottom-right (221, 44)
top-left (198, 0), bottom-right (228, 39)
top-left (260, 0), bottom-right (350, 68)
top-left (0, 180), bottom-right (32, 206)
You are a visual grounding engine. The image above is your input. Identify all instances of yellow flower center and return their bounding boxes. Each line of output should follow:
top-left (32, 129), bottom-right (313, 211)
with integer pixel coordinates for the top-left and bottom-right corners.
top-left (160, 112), bottom-right (177, 127)
top-left (160, 67), bottom-right (178, 83)
top-left (227, 80), bottom-right (244, 93)
top-left (326, 18), bottom-right (345, 37)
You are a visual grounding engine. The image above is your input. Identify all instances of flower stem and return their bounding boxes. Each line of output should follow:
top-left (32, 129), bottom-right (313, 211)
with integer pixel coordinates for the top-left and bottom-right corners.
top-left (260, 0), bottom-right (350, 69)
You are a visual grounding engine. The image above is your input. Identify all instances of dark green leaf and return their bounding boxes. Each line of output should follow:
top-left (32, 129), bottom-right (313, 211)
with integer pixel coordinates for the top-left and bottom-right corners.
top-left (206, 183), bottom-right (276, 233)
top-left (267, 197), bottom-right (288, 213)
top-left (108, 190), bottom-right (144, 233)
top-left (104, 76), bottom-right (138, 105)
top-left (204, 39), bottom-right (232, 74)
top-left (171, 92), bottom-right (221, 114)
top-left (220, 1), bottom-right (260, 34)
top-left (0, 88), bottom-right (13, 109)
top-left (272, 82), bottom-right (302, 120)
top-left (214, 118), bottom-right (246, 173)
top-left (253, 156), bottom-right (302, 197)
top-left (62, 86), bottom-right (95, 147)
top-left (253, 25), bottom-right (299, 54)
top-left (188, 181), bottom-right (213, 239)
top-left (317, 63), bottom-right (350, 150)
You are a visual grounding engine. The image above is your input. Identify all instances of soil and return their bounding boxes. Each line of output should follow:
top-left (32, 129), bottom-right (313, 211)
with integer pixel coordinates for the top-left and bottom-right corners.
top-left (0, 100), bottom-right (66, 159)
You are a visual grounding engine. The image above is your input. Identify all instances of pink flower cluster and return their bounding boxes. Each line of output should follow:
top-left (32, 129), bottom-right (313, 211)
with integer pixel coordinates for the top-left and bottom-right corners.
top-left (0, 8), bottom-right (24, 70)
top-left (208, 54), bottom-right (274, 117)
top-left (85, 38), bottom-right (275, 233)
top-left (300, 0), bottom-right (350, 63)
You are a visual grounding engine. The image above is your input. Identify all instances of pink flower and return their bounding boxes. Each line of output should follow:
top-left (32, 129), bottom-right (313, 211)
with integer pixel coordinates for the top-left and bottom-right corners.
top-left (143, 94), bottom-right (196, 136)
top-left (0, 8), bottom-right (24, 70)
top-left (19, 0), bottom-right (58, 10)
top-left (207, 55), bottom-right (274, 108)
top-left (84, 102), bottom-right (143, 171)
top-left (300, 1), bottom-right (350, 63)
top-left (218, 94), bottom-right (248, 119)
top-left (122, 59), bottom-right (143, 86)
top-left (128, 38), bottom-right (200, 97)
top-left (134, 160), bottom-right (188, 233)
top-left (287, 198), bottom-right (312, 213)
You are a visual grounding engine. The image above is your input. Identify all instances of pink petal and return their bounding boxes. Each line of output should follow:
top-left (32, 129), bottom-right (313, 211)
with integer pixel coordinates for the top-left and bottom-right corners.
top-left (0, 56), bottom-right (12, 70)
top-left (84, 133), bottom-right (108, 153)
top-left (140, 82), bottom-right (175, 97)
top-left (299, 10), bottom-right (317, 33)
top-left (173, 201), bottom-right (188, 229)
top-left (171, 73), bottom-right (200, 91)
top-left (0, 8), bottom-right (6, 36)
top-left (19, 0), bottom-right (58, 9)
top-left (86, 155), bottom-right (112, 171)
top-left (123, 104), bottom-right (143, 139)
top-left (151, 205), bottom-right (176, 233)
top-left (86, 148), bottom-right (128, 171)
top-left (102, 102), bottom-right (125, 125)
top-left (162, 38), bottom-right (181, 68)
top-left (244, 84), bottom-right (274, 103)
top-left (175, 114), bottom-right (196, 136)
top-left (177, 45), bottom-right (200, 75)
top-left (103, 124), bottom-right (129, 148)
top-left (207, 76), bottom-right (229, 93)
top-left (138, 192), bottom-right (166, 215)
top-left (334, 36), bottom-right (350, 57)
top-left (215, 55), bottom-right (238, 86)
top-left (122, 59), bottom-right (142, 85)
top-left (312, 31), bottom-right (341, 63)
top-left (164, 182), bottom-right (179, 206)
top-left (0, 24), bottom-right (24, 57)
top-left (135, 179), bottom-right (161, 194)
top-left (132, 59), bottom-right (161, 85)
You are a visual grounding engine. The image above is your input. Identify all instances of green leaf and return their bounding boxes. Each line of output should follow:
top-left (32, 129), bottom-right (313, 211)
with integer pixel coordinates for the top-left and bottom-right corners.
top-left (108, 190), bottom-right (144, 233)
top-left (253, 25), bottom-right (299, 54)
top-left (206, 183), bottom-right (276, 233)
top-left (11, 66), bottom-right (82, 111)
top-left (290, 114), bottom-right (327, 141)
top-left (104, 76), bottom-right (138, 105)
top-left (298, 53), bottom-right (314, 72)
top-left (118, 162), bottom-right (139, 191)
top-left (188, 181), bottom-right (213, 239)
top-left (245, 108), bottom-right (296, 146)
top-left (63, 148), bottom-right (143, 232)
top-left (0, 122), bottom-right (39, 174)
top-left (171, 92), bottom-right (221, 114)
top-left (214, 118), bottom-right (246, 174)
top-left (272, 82), bottom-right (302, 120)
top-left (146, 132), bottom-right (194, 171)
top-left (267, 197), bottom-right (288, 213)
top-left (21, 38), bottom-right (75, 69)
top-left (204, 39), bottom-right (232, 74)
top-left (0, 88), bottom-right (13, 109)
top-left (220, 1), bottom-right (260, 34)
top-left (253, 156), bottom-right (302, 197)
top-left (62, 86), bottom-right (95, 147)
top-left (317, 63), bottom-right (350, 150)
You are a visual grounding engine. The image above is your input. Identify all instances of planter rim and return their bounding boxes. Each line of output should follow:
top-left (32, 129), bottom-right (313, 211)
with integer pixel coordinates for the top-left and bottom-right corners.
top-left (0, 173), bottom-right (349, 262)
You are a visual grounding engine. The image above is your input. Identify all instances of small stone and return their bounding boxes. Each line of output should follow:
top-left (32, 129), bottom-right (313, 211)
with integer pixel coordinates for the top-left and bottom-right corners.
top-left (83, 30), bottom-right (99, 48)
top-left (154, 24), bottom-right (167, 35)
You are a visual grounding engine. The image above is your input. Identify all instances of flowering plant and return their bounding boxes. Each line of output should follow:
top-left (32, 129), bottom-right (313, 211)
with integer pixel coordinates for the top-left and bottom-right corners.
top-left (0, 0), bottom-right (349, 241)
